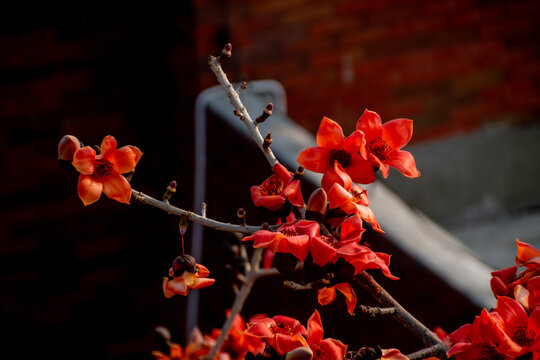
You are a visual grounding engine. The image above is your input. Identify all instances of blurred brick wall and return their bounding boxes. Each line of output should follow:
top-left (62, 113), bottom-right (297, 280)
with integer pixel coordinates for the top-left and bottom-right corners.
top-left (2, 0), bottom-right (539, 359)
top-left (194, 0), bottom-right (540, 140)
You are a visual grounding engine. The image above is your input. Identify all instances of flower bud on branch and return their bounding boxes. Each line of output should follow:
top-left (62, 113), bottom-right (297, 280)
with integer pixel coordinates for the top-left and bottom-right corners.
top-left (162, 181), bottom-right (177, 203)
top-left (255, 103), bottom-right (273, 125)
top-left (263, 132), bottom-right (273, 150)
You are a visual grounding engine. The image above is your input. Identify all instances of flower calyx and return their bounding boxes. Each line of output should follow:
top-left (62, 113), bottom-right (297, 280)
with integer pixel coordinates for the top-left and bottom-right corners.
top-left (170, 254), bottom-right (198, 277)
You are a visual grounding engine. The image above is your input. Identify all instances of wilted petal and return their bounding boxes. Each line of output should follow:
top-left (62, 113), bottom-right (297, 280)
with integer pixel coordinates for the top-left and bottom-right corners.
top-left (335, 283), bottom-right (357, 316)
top-left (190, 277), bottom-right (215, 290)
top-left (318, 287), bottom-right (336, 306)
top-left (102, 172), bottom-right (132, 204)
top-left (77, 174), bottom-right (103, 205)
top-left (163, 277), bottom-right (188, 298)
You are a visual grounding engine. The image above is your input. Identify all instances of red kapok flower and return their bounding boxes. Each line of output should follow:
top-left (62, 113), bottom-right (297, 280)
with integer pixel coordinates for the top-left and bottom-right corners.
top-left (244, 315), bottom-right (307, 355)
top-left (516, 238), bottom-right (540, 269)
top-left (318, 282), bottom-right (357, 316)
top-left (211, 311), bottom-right (266, 359)
top-left (325, 161), bottom-right (383, 233)
top-left (242, 220), bottom-right (319, 262)
top-left (71, 135), bottom-right (142, 205)
top-left (297, 116), bottom-right (375, 184)
top-left (380, 348), bottom-right (410, 360)
top-left (163, 263), bottom-right (215, 298)
top-left (152, 342), bottom-right (184, 360)
top-left (356, 109), bottom-right (420, 179)
top-left (251, 163), bottom-right (305, 211)
top-left (305, 310), bottom-right (347, 360)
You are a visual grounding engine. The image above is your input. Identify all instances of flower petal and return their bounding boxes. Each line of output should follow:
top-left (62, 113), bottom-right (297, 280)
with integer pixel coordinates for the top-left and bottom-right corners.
top-left (163, 277), bottom-right (188, 298)
top-left (327, 183), bottom-right (353, 210)
top-left (297, 147), bottom-right (331, 173)
top-left (100, 135), bottom-right (117, 157)
top-left (346, 155), bottom-right (376, 184)
top-left (279, 235), bottom-right (310, 262)
top-left (189, 277), bottom-right (215, 289)
top-left (250, 186), bottom-right (286, 211)
top-left (273, 163), bottom-right (294, 184)
top-left (307, 310), bottom-right (324, 345)
top-left (321, 161), bottom-right (352, 194)
top-left (310, 236), bottom-right (337, 266)
top-left (283, 180), bottom-right (305, 208)
top-left (108, 145), bottom-right (143, 174)
top-left (319, 338), bottom-right (348, 360)
top-left (387, 150), bottom-right (420, 178)
top-left (340, 213), bottom-right (365, 242)
top-left (343, 130), bottom-right (367, 159)
top-left (316, 117), bottom-right (345, 148)
top-left (77, 174), bottom-right (103, 206)
top-left (335, 283), bottom-right (357, 315)
top-left (356, 109), bottom-right (383, 142)
top-left (102, 172), bottom-right (132, 204)
top-left (197, 264), bottom-right (211, 277)
top-left (382, 118), bottom-right (413, 150)
top-left (72, 146), bottom-right (96, 174)
top-left (516, 238), bottom-right (540, 268)
top-left (318, 286), bottom-right (336, 306)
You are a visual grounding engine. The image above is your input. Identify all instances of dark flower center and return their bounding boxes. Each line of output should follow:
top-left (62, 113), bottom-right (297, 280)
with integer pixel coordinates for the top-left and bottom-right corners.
top-left (270, 321), bottom-right (294, 336)
top-left (368, 137), bottom-right (393, 162)
top-left (480, 344), bottom-right (507, 360)
top-left (92, 158), bottom-right (114, 176)
top-left (320, 234), bottom-right (339, 248)
top-left (260, 175), bottom-right (284, 196)
top-left (328, 148), bottom-right (352, 168)
top-left (511, 325), bottom-right (535, 347)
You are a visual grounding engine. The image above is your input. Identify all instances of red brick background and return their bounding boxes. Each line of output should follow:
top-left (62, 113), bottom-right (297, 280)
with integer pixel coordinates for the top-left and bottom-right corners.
top-left (2, 1), bottom-right (539, 359)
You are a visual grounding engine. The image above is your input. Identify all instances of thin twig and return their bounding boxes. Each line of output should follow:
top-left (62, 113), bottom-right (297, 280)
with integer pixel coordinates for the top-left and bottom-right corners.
top-left (355, 272), bottom-right (448, 353)
top-left (407, 343), bottom-right (448, 360)
top-left (208, 45), bottom-right (278, 168)
top-left (357, 305), bottom-right (396, 318)
top-left (283, 280), bottom-right (316, 290)
top-left (132, 189), bottom-right (271, 234)
top-left (206, 248), bottom-right (278, 360)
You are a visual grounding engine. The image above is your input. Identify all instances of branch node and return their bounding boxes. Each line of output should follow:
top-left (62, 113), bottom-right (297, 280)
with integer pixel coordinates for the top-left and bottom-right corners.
top-left (237, 208), bottom-right (246, 226)
top-left (263, 132), bottom-right (273, 150)
top-left (162, 180), bottom-right (177, 203)
top-left (358, 305), bottom-right (396, 318)
top-left (236, 81), bottom-right (248, 94)
top-left (218, 43), bottom-right (232, 63)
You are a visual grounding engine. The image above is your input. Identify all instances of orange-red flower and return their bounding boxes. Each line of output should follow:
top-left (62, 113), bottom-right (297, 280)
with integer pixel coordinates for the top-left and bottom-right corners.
top-left (251, 163), bottom-right (304, 211)
top-left (325, 161), bottom-right (383, 233)
top-left (71, 135), bottom-right (142, 205)
top-left (163, 263), bottom-right (215, 298)
top-left (380, 349), bottom-right (410, 360)
top-left (297, 116), bottom-right (375, 185)
top-left (244, 315), bottom-right (307, 355)
top-left (356, 109), bottom-right (420, 179)
top-left (448, 297), bottom-right (540, 359)
top-left (516, 238), bottom-right (540, 269)
top-left (318, 282), bottom-right (357, 316)
top-left (305, 310), bottom-right (347, 360)
top-left (152, 342), bottom-right (184, 360)
top-left (242, 220), bottom-right (319, 262)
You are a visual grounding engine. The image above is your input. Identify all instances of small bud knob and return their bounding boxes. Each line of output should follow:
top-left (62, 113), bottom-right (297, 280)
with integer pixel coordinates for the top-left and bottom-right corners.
top-left (58, 135), bottom-right (81, 161)
top-left (305, 188), bottom-right (328, 222)
top-left (260, 222), bottom-right (270, 231)
top-left (163, 181), bottom-right (177, 202)
top-left (263, 132), bottom-right (273, 150)
top-left (237, 208), bottom-right (246, 225)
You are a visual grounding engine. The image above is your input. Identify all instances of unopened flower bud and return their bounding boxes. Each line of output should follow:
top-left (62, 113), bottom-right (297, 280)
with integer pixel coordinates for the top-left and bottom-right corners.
top-left (272, 252), bottom-right (297, 276)
top-left (163, 181), bottom-right (177, 202)
top-left (255, 103), bottom-right (273, 125)
top-left (305, 188), bottom-right (327, 222)
top-left (179, 215), bottom-right (189, 235)
top-left (353, 346), bottom-right (382, 360)
top-left (260, 222), bottom-right (270, 231)
top-left (58, 135), bottom-right (81, 161)
top-left (285, 347), bottom-right (313, 360)
top-left (263, 132), bottom-right (273, 150)
top-left (219, 43), bottom-right (232, 63)
top-left (171, 254), bottom-right (197, 276)
top-left (237, 208), bottom-right (246, 225)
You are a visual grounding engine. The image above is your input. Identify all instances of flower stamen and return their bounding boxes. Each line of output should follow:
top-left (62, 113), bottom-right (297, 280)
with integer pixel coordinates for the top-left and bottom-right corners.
top-left (328, 148), bottom-right (352, 168)
top-left (368, 137), bottom-right (393, 162)
top-left (260, 175), bottom-right (284, 196)
top-left (92, 158), bottom-right (114, 177)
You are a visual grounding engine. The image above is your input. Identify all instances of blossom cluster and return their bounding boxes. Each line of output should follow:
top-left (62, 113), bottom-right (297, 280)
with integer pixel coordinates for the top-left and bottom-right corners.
top-left (444, 239), bottom-right (540, 359)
